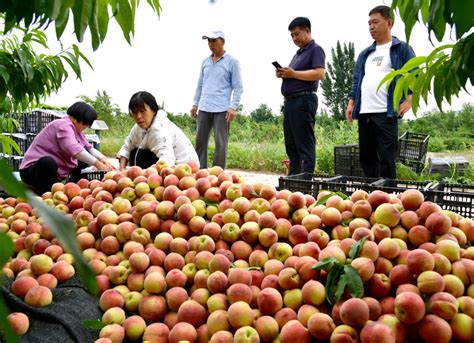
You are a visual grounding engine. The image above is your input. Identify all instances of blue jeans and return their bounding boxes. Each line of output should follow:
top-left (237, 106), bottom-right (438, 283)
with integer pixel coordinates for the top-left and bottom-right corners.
top-left (283, 93), bottom-right (318, 175)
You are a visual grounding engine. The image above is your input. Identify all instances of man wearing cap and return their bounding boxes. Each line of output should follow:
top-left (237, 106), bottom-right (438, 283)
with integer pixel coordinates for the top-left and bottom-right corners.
top-left (191, 30), bottom-right (243, 169)
top-left (276, 17), bottom-right (325, 176)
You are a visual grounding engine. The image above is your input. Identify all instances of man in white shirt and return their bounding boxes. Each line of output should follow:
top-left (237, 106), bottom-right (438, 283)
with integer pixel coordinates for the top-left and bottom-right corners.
top-left (345, 5), bottom-right (415, 179)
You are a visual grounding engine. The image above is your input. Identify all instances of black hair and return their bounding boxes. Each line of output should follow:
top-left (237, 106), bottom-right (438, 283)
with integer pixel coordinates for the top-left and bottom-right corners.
top-left (128, 91), bottom-right (159, 115)
top-left (67, 101), bottom-right (97, 126)
top-left (369, 5), bottom-right (392, 20)
top-left (288, 17), bottom-right (311, 31)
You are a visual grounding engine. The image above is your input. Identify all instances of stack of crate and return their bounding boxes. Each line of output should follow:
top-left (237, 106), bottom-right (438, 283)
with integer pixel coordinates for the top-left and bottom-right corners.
top-left (333, 132), bottom-right (430, 177)
top-left (0, 110), bottom-right (65, 171)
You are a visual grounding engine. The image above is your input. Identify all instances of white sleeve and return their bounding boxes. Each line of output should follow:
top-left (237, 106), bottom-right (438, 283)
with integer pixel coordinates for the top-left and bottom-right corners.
top-left (148, 119), bottom-right (176, 166)
top-left (117, 125), bottom-right (139, 159)
top-left (75, 150), bottom-right (97, 165)
top-left (87, 147), bottom-right (105, 160)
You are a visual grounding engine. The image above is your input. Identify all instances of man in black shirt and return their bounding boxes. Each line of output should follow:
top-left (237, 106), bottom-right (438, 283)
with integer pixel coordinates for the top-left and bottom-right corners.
top-left (276, 17), bottom-right (326, 175)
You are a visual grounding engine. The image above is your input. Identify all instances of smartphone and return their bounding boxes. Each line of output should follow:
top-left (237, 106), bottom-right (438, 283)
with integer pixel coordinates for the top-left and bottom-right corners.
top-left (272, 61), bottom-right (282, 69)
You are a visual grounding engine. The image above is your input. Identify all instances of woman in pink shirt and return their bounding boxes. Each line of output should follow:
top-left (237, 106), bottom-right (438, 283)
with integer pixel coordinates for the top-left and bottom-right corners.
top-left (20, 102), bottom-right (113, 194)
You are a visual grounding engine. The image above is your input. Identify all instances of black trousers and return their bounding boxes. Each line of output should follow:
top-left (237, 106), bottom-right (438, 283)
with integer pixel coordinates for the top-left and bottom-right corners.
top-left (19, 157), bottom-right (87, 195)
top-left (129, 148), bottom-right (158, 169)
top-left (358, 112), bottom-right (398, 179)
top-left (283, 93), bottom-right (318, 175)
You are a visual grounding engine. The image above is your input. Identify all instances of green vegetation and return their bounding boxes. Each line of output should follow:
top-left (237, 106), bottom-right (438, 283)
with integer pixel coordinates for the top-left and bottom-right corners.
top-left (99, 102), bottom-right (473, 182)
top-left (386, 0), bottom-right (473, 114)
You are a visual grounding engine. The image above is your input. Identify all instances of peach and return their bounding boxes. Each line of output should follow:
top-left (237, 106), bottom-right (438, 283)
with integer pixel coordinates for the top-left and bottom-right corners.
top-left (176, 299), bottom-right (207, 328)
top-left (374, 203), bottom-right (401, 228)
top-left (24, 285), bottom-right (52, 307)
top-left (442, 274), bottom-right (465, 298)
top-left (257, 287), bottom-right (283, 315)
top-left (368, 190), bottom-right (391, 210)
top-left (254, 315), bottom-right (279, 342)
top-left (418, 314), bottom-right (452, 343)
top-left (378, 238), bottom-right (401, 259)
top-left (168, 322), bottom-right (197, 343)
top-left (417, 270), bottom-right (445, 294)
top-left (428, 292), bottom-right (458, 320)
top-left (329, 324), bottom-right (359, 342)
top-left (320, 207), bottom-right (342, 228)
top-left (406, 249), bottom-right (435, 275)
top-left (278, 321), bottom-right (311, 343)
top-left (99, 324), bottom-right (125, 343)
top-left (435, 239), bottom-right (460, 262)
top-left (7, 312), bottom-right (29, 336)
top-left (360, 321), bottom-right (396, 343)
top-left (450, 313), bottom-right (473, 342)
top-left (227, 301), bottom-right (255, 329)
top-left (394, 291), bottom-right (425, 324)
top-left (425, 211), bottom-right (452, 235)
top-left (339, 298), bottom-right (370, 327)
top-left (138, 295), bottom-right (167, 322)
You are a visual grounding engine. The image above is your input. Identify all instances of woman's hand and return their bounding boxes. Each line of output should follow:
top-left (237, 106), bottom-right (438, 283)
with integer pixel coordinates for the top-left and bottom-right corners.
top-left (101, 159), bottom-right (116, 171)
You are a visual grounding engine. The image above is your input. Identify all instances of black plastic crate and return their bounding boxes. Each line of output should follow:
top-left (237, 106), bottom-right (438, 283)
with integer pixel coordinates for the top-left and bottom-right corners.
top-left (278, 173), bottom-right (382, 197)
top-left (334, 144), bottom-right (365, 177)
top-left (278, 173), bottom-right (436, 200)
top-left (26, 133), bottom-right (36, 151)
top-left (0, 155), bottom-right (23, 171)
top-left (4, 113), bottom-right (27, 133)
top-left (398, 131), bottom-right (429, 165)
top-left (374, 178), bottom-right (435, 201)
top-left (68, 170), bottom-right (107, 182)
top-left (0, 133), bottom-right (28, 155)
top-left (428, 156), bottom-right (470, 177)
top-left (26, 111), bottom-right (41, 133)
top-left (428, 182), bottom-right (474, 219)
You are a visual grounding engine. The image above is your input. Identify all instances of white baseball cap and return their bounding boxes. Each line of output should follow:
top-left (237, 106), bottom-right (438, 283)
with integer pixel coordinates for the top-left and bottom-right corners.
top-left (202, 31), bottom-right (225, 40)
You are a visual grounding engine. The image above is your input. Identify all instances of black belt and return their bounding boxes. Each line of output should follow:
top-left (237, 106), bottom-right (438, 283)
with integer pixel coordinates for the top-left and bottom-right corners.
top-left (284, 91), bottom-right (316, 101)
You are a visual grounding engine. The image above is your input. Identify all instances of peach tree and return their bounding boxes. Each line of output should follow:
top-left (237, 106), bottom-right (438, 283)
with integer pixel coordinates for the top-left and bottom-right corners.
top-left (381, 0), bottom-right (473, 113)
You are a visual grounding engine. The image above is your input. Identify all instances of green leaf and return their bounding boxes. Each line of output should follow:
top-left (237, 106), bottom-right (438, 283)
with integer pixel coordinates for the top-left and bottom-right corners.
top-left (325, 265), bottom-right (343, 305)
top-left (344, 265), bottom-right (364, 298)
top-left (334, 273), bottom-right (348, 304)
top-left (0, 232), bottom-right (14, 268)
top-left (82, 319), bottom-right (106, 330)
top-left (97, 0), bottom-right (110, 41)
top-left (72, 0), bottom-right (94, 42)
top-left (28, 194), bottom-right (98, 294)
top-left (348, 236), bottom-right (368, 259)
top-left (315, 192), bottom-right (334, 206)
top-left (112, 0), bottom-right (134, 44)
top-left (402, 56), bottom-right (427, 71)
top-left (312, 257), bottom-right (340, 271)
top-left (0, 160), bottom-right (27, 199)
top-left (450, 0), bottom-right (473, 39)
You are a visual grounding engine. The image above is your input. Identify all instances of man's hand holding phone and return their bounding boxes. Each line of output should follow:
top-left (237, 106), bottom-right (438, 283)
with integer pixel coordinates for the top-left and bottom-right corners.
top-left (272, 61), bottom-right (282, 69)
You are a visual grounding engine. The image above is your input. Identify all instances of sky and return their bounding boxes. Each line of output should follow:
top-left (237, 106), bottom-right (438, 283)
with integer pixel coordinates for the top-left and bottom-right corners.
top-left (45, 0), bottom-right (472, 118)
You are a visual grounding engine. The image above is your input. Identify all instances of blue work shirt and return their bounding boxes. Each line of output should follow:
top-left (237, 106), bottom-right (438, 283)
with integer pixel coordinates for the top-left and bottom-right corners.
top-left (281, 40), bottom-right (326, 97)
top-left (349, 36), bottom-right (416, 119)
top-left (193, 52), bottom-right (243, 112)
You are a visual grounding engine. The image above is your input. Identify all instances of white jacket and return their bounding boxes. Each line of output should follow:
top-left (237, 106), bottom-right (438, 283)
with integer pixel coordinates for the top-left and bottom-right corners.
top-left (117, 110), bottom-right (199, 167)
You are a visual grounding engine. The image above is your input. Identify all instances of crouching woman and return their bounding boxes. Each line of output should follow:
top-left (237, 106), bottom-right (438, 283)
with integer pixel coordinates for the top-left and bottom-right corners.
top-left (117, 91), bottom-right (199, 170)
top-left (19, 102), bottom-right (114, 194)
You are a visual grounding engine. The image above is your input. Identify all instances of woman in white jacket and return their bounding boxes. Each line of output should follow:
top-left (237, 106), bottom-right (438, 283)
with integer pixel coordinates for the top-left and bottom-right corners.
top-left (117, 91), bottom-right (199, 170)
